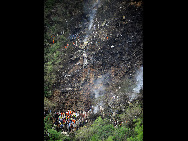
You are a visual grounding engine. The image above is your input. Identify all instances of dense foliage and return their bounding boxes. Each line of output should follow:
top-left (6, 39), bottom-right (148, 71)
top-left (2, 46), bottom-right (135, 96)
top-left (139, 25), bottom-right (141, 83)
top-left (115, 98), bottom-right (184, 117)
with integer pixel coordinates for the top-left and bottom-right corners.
top-left (44, 113), bottom-right (71, 140)
top-left (44, 101), bottom-right (143, 141)
top-left (74, 102), bottom-right (143, 141)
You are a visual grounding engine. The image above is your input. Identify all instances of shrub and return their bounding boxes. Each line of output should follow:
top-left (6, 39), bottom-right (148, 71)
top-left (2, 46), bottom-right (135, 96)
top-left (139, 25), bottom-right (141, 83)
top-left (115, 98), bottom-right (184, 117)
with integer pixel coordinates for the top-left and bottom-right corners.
top-left (127, 118), bottom-right (143, 141)
top-left (118, 102), bottom-right (143, 128)
top-left (75, 116), bottom-right (115, 141)
top-left (44, 113), bottom-right (53, 131)
top-left (75, 113), bottom-right (143, 141)
top-left (106, 135), bottom-right (113, 141)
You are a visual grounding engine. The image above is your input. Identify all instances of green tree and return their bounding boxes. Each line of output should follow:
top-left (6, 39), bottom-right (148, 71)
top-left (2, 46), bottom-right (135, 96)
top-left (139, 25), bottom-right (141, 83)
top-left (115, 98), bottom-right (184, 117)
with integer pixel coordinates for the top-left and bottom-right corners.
top-left (106, 136), bottom-right (113, 141)
top-left (127, 118), bottom-right (143, 141)
top-left (44, 113), bottom-right (71, 140)
top-left (44, 113), bottom-right (53, 140)
top-left (118, 101), bottom-right (143, 128)
top-left (75, 116), bottom-right (115, 141)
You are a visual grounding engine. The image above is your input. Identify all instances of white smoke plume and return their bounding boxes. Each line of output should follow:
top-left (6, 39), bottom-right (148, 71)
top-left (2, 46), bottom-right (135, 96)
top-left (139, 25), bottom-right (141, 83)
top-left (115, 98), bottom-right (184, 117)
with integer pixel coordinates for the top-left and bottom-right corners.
top-left (88, 7), bottom-right (97, 30)
top-left (91, 73), bottom-right (109, 114)
top-left (88, 0), bottom-right (100, 30)
top-left (83, 0), bottom-right (100, 42)
top-left (133, 66), bottom-right (143, 93)
top-left (129, 66), bottom-right (143, 101)
top-left (83, 0), bottom-right (101, 69)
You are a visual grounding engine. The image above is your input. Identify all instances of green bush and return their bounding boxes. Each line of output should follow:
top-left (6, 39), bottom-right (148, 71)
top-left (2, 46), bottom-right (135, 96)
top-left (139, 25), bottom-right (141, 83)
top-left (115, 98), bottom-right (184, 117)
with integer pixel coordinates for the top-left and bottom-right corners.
top-left (106, 135), bottom-right (113, 141)
top-left (127, 118), bottom-right (143, 141)
top-left (118, 101), bottom-right (143, 128)
top-left (44, 113), bottom-right (71, 140)
top-left (48, 128), bottom-right (61, 140)
top-left (75, 112), bottom-right (143, 141)
top-left (44, 41), bottom-right (63, 98)
top-left (75, 116), bottom-right (115, 141)
top-left (48, 128), bottom-right (71, 140)
top-left (44, 114), bottom-right (53, 131)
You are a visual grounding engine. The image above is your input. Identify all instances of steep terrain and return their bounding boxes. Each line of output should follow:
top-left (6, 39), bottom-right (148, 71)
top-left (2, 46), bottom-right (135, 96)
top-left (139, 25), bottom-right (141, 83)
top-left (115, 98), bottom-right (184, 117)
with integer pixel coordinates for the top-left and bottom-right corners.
top-left (44, 0), bottom-right (143, 140)
top-left (44, 0), bottom-right (143, 117)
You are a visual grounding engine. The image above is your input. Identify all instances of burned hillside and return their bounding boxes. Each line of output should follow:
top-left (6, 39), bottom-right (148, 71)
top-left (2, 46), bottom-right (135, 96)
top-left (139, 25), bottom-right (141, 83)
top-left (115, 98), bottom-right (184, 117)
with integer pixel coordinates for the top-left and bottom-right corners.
top-left (44, 0), bottom-right (143, 122)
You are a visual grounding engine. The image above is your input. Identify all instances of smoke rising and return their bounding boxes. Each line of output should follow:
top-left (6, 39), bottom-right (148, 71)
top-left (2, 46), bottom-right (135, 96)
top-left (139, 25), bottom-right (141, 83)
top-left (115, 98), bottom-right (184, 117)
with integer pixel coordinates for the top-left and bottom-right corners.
top-left (88, 0), bottom-right (100, 30)
top-left (83, 0), bottom-right (100, 42)
top-left (133, 66), bottom-right (143, 93)
top-left (91, 73), bottom-right (109, 114)
top-left (129, 66), bottom-right (143, 101)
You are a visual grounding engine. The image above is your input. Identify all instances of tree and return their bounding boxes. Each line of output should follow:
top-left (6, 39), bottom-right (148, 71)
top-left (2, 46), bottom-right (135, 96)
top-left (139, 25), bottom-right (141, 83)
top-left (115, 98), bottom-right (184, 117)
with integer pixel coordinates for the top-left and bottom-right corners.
top-left (44, 113), bottom-right (71, 140)
top-left (118, 101), bottom-right (143, 128)
top-left (127, 118), bottom-right (143, 141)
top-left (75, 116), bottom-right (115, 141)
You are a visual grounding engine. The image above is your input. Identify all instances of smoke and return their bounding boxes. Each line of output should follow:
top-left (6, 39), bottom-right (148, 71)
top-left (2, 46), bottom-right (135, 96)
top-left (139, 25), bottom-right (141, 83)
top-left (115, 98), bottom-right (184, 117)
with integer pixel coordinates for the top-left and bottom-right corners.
top-left (93, 106), bottom-right (99, 114)
top-left (91, 73), bottom-right (109, 114)
top-left (88, 5), bottom-right (97, 30)
top-left (83, 0), bottom-right (101, 68)
top-left (133, 66), bottom-right (143, 93)
top-left (88, 0), bottom-right (100, 30)
top-left (83, 0), bottom-right (100, 42)
top-left (129, 66), bottom-right (143, 101)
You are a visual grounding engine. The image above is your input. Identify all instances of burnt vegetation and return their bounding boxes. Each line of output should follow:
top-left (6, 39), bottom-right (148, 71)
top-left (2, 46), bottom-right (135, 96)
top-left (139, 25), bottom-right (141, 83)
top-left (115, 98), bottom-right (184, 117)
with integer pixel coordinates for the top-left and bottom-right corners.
top-left (44, 0), bottom-right (143, 140)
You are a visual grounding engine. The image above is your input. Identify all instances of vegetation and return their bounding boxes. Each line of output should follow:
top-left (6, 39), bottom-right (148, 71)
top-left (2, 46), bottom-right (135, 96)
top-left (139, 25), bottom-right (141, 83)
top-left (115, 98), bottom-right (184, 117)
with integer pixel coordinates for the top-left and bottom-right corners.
top-left (44, 0), bottom-right (143, 140)
top-left (44, 0), bottom-right (84, 98)
top-left (74, 101), bottom-right (143, 141)
top-left (43, 101), bottom-right (143, 140)
top-left (44, 40), bottom-right (63, 98)
top-left (44, 113), bottom-right (71, 140)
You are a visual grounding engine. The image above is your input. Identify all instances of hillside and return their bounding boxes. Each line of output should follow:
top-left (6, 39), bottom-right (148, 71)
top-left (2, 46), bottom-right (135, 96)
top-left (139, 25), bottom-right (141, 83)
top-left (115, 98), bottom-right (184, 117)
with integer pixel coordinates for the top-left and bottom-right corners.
top-left (44, 0), bottom-right (143, 140)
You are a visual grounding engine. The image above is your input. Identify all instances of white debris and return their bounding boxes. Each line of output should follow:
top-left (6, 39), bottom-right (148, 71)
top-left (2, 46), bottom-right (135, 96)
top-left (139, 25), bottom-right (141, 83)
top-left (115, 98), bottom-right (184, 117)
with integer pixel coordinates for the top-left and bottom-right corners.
top-left (83, 51), bottom-right (87, 58)
top-left (111, 45), bottom-right (114, 48)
